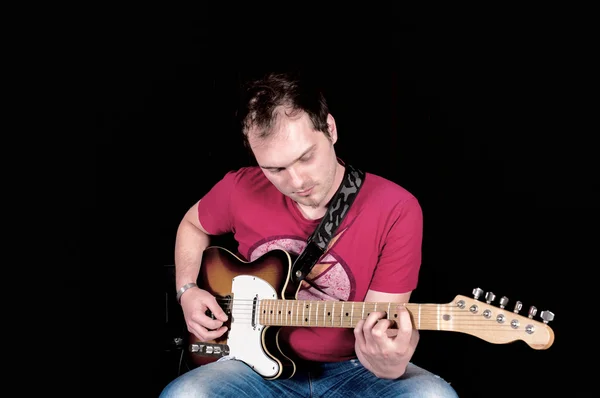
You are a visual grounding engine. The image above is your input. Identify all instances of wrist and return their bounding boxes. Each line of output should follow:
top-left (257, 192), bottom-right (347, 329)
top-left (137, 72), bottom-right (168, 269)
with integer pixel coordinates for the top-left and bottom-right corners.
top-left (176, 282), bottom-right (197, 303)
top-left (375, 362), bottom-right (408, 379)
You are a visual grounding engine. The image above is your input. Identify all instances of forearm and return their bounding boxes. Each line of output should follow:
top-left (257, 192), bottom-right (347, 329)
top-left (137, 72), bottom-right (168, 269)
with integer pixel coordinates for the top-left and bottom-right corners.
top-left (174, 219), bottom-right (211, 290)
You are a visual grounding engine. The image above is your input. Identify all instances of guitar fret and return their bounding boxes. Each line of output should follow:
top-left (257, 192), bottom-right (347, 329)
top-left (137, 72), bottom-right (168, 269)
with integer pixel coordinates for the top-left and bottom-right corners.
top-left (263, 300), bottom-right (267, 324)
top-left (279, 300), bottom-right (282, 324)
top-left (290, 300), bottom-right (294, 326)
top-left (292, 300), bottom-right (296, 326)
top-left (331, 303), bottom-right (335, 326)
top-left (340, 302), bottom-right (344, 327)
top-left (308, 301), bottom-right (312, 326)
top-left (302, 300), bottom-right (306, 326)
top-left (351, 302), bottom-right (355, 326)
top-left (265, 300), bottom-right (268, 324)
top-left (315, 302), bottom-right (319, 326)
top-left (265, 300), bottom-right (269, 324)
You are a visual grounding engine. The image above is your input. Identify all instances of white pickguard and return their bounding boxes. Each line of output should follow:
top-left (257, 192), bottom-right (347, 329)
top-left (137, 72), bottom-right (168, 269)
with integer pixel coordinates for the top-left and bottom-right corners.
top-left (228, 275), bottom-right (281, 378)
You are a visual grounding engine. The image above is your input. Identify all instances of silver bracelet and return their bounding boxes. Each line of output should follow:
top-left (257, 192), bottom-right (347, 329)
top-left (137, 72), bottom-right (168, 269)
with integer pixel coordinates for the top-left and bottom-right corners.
top-left (176, 282), bottom-right (197, 303)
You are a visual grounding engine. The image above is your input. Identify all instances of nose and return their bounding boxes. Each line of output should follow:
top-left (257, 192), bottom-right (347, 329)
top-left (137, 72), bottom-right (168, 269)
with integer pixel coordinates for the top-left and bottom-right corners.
top-left (287, 166), bottom-right (304, 189)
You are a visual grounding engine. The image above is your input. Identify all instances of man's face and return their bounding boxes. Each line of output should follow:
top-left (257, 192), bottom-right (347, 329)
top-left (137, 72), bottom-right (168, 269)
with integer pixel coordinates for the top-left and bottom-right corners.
top-left (248, 109), bottom-right (339, 209)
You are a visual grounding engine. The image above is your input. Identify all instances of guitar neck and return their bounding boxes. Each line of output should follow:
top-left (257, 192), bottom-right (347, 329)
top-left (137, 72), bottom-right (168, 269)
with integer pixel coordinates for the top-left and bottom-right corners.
top-left (258, 299), bottom-right (447, 330)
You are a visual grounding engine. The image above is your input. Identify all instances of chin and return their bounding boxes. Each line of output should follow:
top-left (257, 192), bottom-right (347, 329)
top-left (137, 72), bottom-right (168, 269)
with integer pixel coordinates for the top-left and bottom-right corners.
top-left (298, 195), bottom-right (322, 208)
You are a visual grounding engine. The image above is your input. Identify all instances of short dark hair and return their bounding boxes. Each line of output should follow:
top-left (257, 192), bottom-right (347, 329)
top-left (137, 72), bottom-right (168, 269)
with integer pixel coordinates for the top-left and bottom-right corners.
top-left (238, 71), bottom-right (331, 148)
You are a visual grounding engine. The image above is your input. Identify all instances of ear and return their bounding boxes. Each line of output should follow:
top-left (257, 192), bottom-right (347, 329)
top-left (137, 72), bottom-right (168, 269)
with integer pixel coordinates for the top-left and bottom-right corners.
top-left (327, 114), bottom-right (338, 144)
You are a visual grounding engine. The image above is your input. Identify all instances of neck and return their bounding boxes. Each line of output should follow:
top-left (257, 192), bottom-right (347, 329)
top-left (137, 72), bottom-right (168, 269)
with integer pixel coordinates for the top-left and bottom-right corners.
top-left (323, 162), bottom-right (346, 207)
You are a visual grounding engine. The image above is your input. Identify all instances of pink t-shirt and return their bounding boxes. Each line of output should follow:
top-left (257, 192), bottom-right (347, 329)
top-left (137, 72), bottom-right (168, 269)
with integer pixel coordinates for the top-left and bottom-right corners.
top-left (197, 165), bottom-right (423, 362)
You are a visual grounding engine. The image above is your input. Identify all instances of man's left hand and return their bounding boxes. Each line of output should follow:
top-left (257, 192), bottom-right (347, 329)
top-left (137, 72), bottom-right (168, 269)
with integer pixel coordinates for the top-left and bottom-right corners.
top-left (354, 305), bottom-right (419, 379)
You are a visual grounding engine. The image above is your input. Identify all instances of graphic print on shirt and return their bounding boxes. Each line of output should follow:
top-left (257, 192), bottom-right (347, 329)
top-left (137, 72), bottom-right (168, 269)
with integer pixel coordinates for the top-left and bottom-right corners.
top-left (248, 228), bottom-right (354, 301)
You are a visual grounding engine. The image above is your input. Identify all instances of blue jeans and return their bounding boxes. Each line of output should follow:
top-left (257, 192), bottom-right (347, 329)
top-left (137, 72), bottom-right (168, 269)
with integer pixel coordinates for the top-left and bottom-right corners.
top-left (159, 358), bottom-right (459, 397)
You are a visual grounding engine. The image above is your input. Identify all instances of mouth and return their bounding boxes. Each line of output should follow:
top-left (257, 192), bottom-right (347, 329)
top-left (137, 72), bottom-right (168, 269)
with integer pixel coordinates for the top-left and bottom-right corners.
top-left (295, 186), bottom-right (314, 196)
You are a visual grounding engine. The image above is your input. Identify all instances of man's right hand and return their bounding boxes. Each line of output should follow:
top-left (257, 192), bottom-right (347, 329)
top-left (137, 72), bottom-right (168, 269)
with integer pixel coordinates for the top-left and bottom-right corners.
top-left (180, 287), bottom-right (229, 341)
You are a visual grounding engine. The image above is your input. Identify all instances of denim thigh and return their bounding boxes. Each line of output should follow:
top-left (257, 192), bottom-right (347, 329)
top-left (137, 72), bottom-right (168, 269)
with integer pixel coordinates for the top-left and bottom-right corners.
top-left (309, 359), bottom-right (459, 398)
top-left (159, 358), bottom-right (458, 398)
top-left (159, 359), bottom-right (310, 398)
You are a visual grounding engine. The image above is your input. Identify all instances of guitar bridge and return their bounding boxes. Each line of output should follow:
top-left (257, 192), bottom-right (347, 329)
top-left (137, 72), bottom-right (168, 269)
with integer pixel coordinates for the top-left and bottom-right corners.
top-left (251, 294), bottom-right (258, 329)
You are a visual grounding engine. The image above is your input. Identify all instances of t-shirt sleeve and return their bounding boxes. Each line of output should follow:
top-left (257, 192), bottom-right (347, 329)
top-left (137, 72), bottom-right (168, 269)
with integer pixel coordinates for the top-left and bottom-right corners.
top-left (197, 170), bottom-right (239, 235)
top-left (369, 196), bottom-right (423, 294)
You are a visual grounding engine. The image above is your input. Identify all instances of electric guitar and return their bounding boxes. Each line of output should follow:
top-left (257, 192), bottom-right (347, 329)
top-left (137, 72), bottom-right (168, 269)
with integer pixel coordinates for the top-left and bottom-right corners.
top-left (187, 246), bottom-right (555, 380)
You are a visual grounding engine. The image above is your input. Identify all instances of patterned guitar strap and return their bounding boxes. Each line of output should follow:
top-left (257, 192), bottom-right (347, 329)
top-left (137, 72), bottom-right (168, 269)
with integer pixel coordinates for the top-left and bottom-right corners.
top-left (290, 164), bottom-right (366, 285)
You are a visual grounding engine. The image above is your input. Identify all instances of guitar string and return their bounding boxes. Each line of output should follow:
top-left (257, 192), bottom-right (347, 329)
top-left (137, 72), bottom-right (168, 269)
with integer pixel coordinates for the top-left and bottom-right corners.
top-left (204, 298), bottom-right (548, 330)
top-left (213, 297), bottom-right (539, 312)
top-left (213, 297), bottom-right (540, 311)
top-left (212, 298), bottom-right (544, 316)
top-left (213, 298), bottom-right (542, 316)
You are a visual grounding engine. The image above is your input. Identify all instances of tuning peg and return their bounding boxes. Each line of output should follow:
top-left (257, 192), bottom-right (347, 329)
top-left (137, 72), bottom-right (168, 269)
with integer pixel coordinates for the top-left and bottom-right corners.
top-left (540, 310), bottom-right (555, 324)
top-left (485, 291), bottom-right (496, 304)
top-left (499, 296), bottom-right (509, 309)
top-left (472, 287), bottom-right (484, 300)
top-left (528, 306), bottom-right (537, 319)
top-left (513, 301), bottom-right (523, 313)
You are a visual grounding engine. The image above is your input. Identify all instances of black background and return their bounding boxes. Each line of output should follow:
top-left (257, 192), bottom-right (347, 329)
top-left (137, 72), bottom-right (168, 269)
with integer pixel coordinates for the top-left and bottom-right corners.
top-left (88, 13), bottom-right (594, 397)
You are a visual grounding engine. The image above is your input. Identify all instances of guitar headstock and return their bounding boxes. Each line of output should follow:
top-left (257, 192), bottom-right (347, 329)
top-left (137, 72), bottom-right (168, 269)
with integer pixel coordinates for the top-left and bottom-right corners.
top-left (449, 287), bottom-right (555, 350)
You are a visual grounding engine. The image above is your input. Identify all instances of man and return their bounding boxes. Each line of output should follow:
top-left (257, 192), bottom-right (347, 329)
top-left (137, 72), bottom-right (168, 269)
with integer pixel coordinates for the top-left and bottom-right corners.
top-left (159, 71), bottom-right (458, 397)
